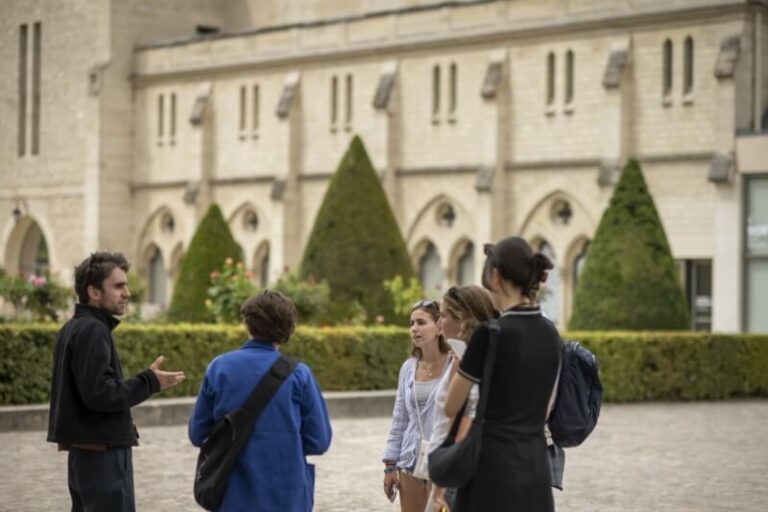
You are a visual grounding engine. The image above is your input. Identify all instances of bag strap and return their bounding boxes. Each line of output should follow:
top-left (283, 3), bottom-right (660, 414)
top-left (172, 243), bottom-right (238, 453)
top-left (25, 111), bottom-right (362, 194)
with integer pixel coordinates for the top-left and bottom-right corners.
top-left (239, 353), bottom-right (298, 423)
top-left (547, 343), bottom-right (564, 420)
top-left (412, 360), bottom-right (427, 441)
top-left (473, 319), bottom-right (501, 425)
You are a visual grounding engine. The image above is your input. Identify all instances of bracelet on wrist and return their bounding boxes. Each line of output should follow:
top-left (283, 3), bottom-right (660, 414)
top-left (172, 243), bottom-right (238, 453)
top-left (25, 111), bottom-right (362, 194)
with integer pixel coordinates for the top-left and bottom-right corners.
top-left (384, 465), bottom-right (397, 474)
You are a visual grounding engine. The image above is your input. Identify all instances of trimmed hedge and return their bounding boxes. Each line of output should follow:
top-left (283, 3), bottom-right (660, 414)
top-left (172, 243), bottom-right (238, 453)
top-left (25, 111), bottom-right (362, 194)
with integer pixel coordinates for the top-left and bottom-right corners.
top-left (1, 325), bottom-right (767, 405)
top-left (0, 323), bottom-right (411, 405)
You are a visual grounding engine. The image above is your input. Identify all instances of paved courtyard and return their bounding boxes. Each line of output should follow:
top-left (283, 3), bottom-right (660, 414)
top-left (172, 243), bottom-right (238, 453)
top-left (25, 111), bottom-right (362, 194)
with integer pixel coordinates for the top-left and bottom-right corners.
top-left (0, 401), bottom-right (766, 511)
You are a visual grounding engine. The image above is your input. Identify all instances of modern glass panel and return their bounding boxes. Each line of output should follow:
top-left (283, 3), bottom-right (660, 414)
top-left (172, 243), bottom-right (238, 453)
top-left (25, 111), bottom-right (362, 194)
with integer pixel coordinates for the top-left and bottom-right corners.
top-left (746, 178), bottom-right (768, 255)
top-left (746, 177), bottom-right (768, 332)
top-left (746, 260), bottom-right (768, 333)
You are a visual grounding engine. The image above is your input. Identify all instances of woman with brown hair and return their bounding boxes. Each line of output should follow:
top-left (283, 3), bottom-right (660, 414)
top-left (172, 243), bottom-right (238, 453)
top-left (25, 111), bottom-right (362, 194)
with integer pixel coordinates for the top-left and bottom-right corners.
top-left (382, 300), bottom-right (451, 512)
top-left (427, 285), bottom-right (496, 512)
top-left (444, 236), bottom-right (561, 511)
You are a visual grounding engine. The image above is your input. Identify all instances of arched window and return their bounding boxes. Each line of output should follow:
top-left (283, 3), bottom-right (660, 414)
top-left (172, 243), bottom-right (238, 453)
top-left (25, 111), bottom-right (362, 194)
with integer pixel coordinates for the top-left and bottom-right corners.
top-left (34, 235), bottom-right (49, 275)
top-left (259, 250), bottom-right (270, 288)
top-left (573, 241), bottom-right (589, 290)
top-left (683, 36), bottom-right (694, 95)
top-left (254, 242), bottom-right (270, 288)
top-left (148, 248), bottom-right (167, 305)
top-left (419, 242), bottom-right (444, 295)
top-left (546, 52), bottom-right (556, 105)
top-left (457, 242), bottom-right (475, 286)
top-left (538, 241), bottom-right (560, 323)
top-left (18, 220), bottom-right (49, 277)
top-left (565, 50), bottom-right (574, 104)
top-left (663, 39), bottom-right (673, 96)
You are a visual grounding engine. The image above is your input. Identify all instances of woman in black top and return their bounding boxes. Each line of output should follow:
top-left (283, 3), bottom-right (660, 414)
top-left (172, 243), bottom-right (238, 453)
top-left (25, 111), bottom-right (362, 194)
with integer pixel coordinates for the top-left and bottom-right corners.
top-left (444, 236), bottom-right (562, 511)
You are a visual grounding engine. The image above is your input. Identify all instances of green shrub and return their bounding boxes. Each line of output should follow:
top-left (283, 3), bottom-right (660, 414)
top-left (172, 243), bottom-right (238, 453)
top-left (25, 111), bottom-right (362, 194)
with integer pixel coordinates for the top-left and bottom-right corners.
top-left (383, 276), bottom-right (424, 318)
top-left (0, 271), bottom-right (71, 322)
top-left (2, 324), bottom-right (766, 405)
top-left (206, 259), bottom-right (257, 323)
top-left (273, 271), bottom-right (366, 326)
top-left (0, 323), bottom-right (411, 404)
top-left (570, 332), bottom-right (768, 401)
top-left (300, 136), bottom-right (415, 324)
top-left (569, 159), bottom-right (690, 330)
top-left (167, 204), bottom-right (243, 323)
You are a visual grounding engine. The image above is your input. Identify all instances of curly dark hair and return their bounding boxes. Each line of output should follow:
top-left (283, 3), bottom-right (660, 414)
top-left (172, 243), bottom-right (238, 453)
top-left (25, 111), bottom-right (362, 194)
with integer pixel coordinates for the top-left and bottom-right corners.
top-left (241, 290), bottom-right (297, 344)
top-left (74, 252), bottom-right (130, 304)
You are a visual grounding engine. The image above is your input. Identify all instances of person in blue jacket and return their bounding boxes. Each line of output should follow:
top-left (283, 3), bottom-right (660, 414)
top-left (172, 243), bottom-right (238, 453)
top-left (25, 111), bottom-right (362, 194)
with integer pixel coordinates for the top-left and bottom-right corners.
top-left (189, 290), bottom-right (332, 511)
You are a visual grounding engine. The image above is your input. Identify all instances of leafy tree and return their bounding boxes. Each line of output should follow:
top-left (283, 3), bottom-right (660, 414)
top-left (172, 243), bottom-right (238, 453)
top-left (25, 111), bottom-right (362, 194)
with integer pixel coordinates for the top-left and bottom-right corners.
top-left (167, 204), bottom-right (243, 322)
top-left (300, 136), bottom-right (415, 324)
top-left (383, 276), bottom-right (424, 317)
top-left (569, 159), bottom-right (690, 330)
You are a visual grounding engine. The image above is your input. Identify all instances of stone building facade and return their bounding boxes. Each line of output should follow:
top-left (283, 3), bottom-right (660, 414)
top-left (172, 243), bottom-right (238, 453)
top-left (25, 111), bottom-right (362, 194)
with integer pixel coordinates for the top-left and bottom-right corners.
top-left (1, 0), bottom-right (767, 331)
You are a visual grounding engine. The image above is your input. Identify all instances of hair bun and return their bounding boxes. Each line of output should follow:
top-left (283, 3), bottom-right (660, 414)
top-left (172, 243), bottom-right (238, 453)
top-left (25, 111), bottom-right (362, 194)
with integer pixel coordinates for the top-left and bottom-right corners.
top-left (531, 253), bottom-right (554, 284)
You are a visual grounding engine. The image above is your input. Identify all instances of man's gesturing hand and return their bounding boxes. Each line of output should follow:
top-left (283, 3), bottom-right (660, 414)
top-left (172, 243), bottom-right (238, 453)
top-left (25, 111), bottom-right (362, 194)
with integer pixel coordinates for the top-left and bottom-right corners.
top-left (149, 355), bottom-right (186, 390)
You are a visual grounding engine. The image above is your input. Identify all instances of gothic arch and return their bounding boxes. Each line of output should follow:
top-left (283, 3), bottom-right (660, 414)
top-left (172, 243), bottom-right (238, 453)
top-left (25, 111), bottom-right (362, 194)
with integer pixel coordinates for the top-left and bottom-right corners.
top-left (448, 237), bottom-right (476, 285)
top-left (134, 205), bottom-right (184, 261)
top-left (518, 189), bottom-right (594, 238)
top-left (406, 193), bottom-right (472, 243)
top-left (411, 237), bottom-right (445, 297)
top-left (2, 215), bottom-right (56, 277)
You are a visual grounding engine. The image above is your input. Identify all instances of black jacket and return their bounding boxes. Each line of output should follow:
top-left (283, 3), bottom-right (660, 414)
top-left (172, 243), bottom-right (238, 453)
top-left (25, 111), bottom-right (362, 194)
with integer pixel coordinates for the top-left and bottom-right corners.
top-left (47, 304), bottom-right (160, 446)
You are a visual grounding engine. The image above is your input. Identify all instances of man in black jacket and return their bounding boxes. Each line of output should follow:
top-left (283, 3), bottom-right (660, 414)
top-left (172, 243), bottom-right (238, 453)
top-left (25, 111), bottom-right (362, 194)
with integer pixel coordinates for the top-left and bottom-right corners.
top-left (47, 252), bottom-right (185, 511)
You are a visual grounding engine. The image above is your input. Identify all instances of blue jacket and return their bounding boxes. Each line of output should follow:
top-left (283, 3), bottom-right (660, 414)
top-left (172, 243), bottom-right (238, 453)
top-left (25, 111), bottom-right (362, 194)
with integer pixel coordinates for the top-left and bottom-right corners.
top-left (189, 340), bottom-right (332, 511)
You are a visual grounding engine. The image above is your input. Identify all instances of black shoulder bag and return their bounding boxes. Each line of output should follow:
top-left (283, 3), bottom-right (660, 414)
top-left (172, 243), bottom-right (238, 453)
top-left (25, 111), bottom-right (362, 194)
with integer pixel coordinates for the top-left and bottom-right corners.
top-left (194, 354), bottom-right (297, 511)
top-left (428, 320), bottom-right (500, 489)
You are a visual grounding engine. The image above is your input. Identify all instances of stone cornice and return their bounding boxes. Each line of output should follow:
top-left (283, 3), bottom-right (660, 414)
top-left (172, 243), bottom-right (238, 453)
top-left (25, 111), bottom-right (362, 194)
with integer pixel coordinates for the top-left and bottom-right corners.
top-left (0, 185), bottom-right (84, 199)
top-left (396, 165), bottom-right (478, 176)
top-left (131, 180), bottom-right (188, 192)
top-left (210, 175), bottom-right (276, 186)
top-left (133, 1), bottom-right (751, 84)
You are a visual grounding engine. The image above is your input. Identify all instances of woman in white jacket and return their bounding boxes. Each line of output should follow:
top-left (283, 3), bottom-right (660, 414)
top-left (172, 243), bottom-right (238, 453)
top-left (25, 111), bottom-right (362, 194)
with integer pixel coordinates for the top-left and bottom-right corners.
top-left (427, 285), bottom-right (496, 512)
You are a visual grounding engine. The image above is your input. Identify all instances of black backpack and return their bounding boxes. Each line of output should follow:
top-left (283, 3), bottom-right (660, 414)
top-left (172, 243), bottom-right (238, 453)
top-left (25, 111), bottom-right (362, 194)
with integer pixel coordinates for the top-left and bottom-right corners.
top-left (548, 340), bottom-right (602, 448)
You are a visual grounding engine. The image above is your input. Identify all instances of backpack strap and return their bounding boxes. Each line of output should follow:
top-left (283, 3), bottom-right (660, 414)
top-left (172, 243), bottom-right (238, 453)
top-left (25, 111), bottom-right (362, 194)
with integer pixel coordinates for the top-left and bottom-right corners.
top-left (239, 354), bottom-right (298, 423)
top-left (547, 341), bottom-right (564, 419)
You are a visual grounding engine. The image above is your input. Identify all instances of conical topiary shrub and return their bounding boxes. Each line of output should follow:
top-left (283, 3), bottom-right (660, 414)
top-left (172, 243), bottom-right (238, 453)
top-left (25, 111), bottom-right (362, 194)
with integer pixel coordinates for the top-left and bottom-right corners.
top-left (167, 204), bottom-right (243, 322)
top-left (300, 136), bottom-right (415, 323)
top-left (569, 159), bottom-right (689, 330)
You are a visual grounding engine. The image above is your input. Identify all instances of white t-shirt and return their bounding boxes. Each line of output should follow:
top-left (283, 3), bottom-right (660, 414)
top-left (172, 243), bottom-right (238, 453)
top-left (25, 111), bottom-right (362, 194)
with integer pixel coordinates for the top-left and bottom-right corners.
top-left (427, 339), bottom-right (479, 454)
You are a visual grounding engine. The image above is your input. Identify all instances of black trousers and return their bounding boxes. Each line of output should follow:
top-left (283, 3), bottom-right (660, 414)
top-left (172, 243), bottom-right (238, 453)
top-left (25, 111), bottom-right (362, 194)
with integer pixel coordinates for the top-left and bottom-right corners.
top-left (68, 446), bottom-right (135, 512)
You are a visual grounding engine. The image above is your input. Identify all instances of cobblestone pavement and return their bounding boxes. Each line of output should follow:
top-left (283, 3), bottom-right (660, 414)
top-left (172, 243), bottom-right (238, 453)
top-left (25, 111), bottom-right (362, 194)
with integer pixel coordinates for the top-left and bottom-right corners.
top-left (0, 401), bottom-right (766, 511)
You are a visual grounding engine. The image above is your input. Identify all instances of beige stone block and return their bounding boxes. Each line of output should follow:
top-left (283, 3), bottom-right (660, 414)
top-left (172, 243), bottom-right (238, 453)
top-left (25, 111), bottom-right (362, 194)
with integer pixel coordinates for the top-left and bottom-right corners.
top-left (255, 28), bottom-right (298, 53)
top-left (449, 3), bottom-right (497, 31)
top-left (506, 0), bottom-right (556, 25)
top-left (300, 23), bottom-right (345, 50)
top-left (396, 8), bottom-right (447, 37)
top-left (347, 15), bottom-right (394, 43)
